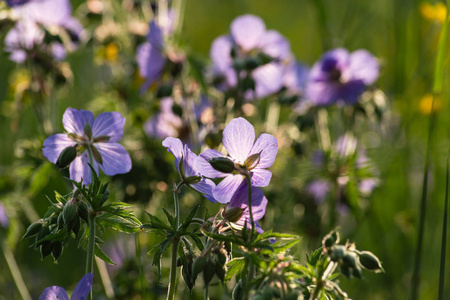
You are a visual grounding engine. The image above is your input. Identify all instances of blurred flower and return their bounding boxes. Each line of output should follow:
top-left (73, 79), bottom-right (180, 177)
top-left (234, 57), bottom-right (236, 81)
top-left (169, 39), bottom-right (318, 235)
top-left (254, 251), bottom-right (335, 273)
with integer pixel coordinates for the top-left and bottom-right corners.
top-left (43, 108), bottom-right (132, 185)
top-left (136, 10), bottom-right (176, 92)
top-left (144, 96), bottom-right (213, 142)
top-left (306, 180), bottom-right (331, 204)
top-left (210, 14), bottom-right (299, 99)
top-left (39, 273), bottom-right (93, 300)
top-left (306, 48), bottom-right (379, 106)
top-left (226, 182), bottom-right (268, 233)
top-left (5, 0), bottom-right (33, 6)
top-left (420, 2), bottom-right (447, 23)
top-left (162, 137), bottom-right (216, 202)
top-left (196, 117), bottom-right (278, 204)
top-left (0, 202), bottom-right (9, 228)
top-left (4, 0), bottom-right (84, 63)
top-left (419, 93), bottom-right (441, 114)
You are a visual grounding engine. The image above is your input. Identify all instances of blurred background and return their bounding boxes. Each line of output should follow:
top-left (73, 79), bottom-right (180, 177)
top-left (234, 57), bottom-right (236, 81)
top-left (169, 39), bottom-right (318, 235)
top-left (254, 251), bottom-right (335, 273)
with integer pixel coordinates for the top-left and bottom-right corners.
top-left (0, 0), bottom-right (449, 299)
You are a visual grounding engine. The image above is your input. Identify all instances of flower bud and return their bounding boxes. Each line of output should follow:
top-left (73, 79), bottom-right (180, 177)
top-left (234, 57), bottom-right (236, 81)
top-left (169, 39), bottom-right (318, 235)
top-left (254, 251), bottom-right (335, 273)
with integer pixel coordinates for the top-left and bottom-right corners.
top-left (184, 176), bottom-right (202, 185)
top-left (223, 206), bottom-right (245, 223)
top-left (343, 252), bottom-right (358, 269)
top-left (52, 242), bottom-right (63, 260)
top-left (330, 245), bottom-right (346, 262)
top-left (192, 255), bottom-right (207, 278)
top-left (22, 220), bottom-right (43, 239)
top-left (40, 241), bottom-right (53, 259)
top-left (244, 56), bottom-right (262, 71)
top-left (244, 152), bottom-right (261, 170)
top-left (209, 157), bottom-right (235, 174)
top-left (203, 260), bottom-right (216, 285)
top-left (359, 251), bottom-right (384, 272)
top-left (56, 146), bottom-right (77, 169)
top-left (322, 230), bottom-right (340, 249)
top-left (77, 201), bottom-right (89, 222)
top-left (215, 263), bottom-right (226, 282)
top-left (63, 201), bottom-right (78, 225)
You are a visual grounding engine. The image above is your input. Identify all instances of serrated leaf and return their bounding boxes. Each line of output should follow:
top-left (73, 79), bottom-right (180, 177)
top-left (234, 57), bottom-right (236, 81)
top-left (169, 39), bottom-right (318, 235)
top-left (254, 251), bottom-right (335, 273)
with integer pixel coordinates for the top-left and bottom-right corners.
top-left (201, 229), bottom-right (245, 246)
top-left (273, 239), bottom-right (301, 254)
top-left (163, 208), bottom-right (177, 229)
top-left (225, 258), bottom-right (246, 281)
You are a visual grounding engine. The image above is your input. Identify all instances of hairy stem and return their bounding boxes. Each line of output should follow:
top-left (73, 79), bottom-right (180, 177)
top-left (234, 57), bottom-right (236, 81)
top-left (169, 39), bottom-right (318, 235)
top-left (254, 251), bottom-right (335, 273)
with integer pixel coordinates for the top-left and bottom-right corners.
top-left (86, 214), bottom-right (96, 300)
top-left (1, 240), bottom-right (32, 300)
top-left (166, 237), bottom-right (180, 300)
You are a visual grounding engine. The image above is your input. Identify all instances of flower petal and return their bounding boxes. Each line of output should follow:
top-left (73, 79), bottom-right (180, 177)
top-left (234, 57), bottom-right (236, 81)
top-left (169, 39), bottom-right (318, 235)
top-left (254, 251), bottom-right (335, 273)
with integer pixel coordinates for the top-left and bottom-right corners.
top-left (213, 175), bottom-right (245, 204)
top-left (251, 169), bottom-right (272, 187)
top-left (63, 108), bottom-right (94, 136)
top-left (71, 273), bottom-right (93, 300)
top-left (223, 117), bottom-right (255, 163)
top-left (348, 49), bottom-right (379, 85)
top-left (92, 112), bottom-right (125, 143)
top-left (230, 14), bottom-right (266, 51)
top-left (210, 35), bottom-right (233, 73)
top-left (136, 42), bottom-right (165, 93)
top-left (252, 63), bottom-right (285, 98)
top-left (95, 143), bottom-right (132, 176)
top-left (43, 134), bottom-right (76, 164)
top-left (249, 133), bottom-right (278, 169)
top-left (162, 137), bottom-right (183, 172)
top-left (69, 152), bottom-right (98, 185)
top-left (191, 178), bottom-right (216, 203)
top-left (195, 149), bottom-right (227, 178)
top-left (259, 30), bottom-right (291, 60)
top-left (39, 286), bottom-right (69, 300)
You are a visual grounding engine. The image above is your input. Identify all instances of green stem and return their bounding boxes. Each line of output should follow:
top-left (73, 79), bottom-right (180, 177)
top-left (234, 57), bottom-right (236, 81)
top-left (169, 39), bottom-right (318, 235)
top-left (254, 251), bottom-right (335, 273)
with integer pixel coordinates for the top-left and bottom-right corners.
top-left (86, 214), bottom-right (96, 299)
top-left (245, 174), bottom-right (255, 242)
top-left (166, 237), bottom-right (180, 300)
top-left (173, 185), bottom-right (180, 229)
top-left (204, 284), bottom-right (210, 300)
top-left (136, 234), bottom-right (146, 300)
top-left (438, 156), bottom-right (449, 300)
top-left (95, 256), bottom-right (115, 299)
top-left (1, 240), bottom-right (32, 300)
top-left (309, 260), bottom-right (337, 300)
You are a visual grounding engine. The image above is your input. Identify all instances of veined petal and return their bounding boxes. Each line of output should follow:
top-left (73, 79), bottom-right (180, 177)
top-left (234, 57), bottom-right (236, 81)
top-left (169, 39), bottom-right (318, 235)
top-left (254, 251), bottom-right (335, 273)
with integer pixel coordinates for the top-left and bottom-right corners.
top-left (230, 14), bottom-right (266, 51)
top-left (191, 178), bottom-right (216, 203)
top-left (253, 63), bottom-right (285, 99)
top-left (213, 175), bottom-right (245, 204)
top-left (63, 108), bottom-right (94, 136)
top-left (162, 137), bottom-right (183, 172)
top-left (95, 143), bottom-right (132, 176)
top-left (210, 35), bottom-right (233, 73)
top-left (183, 146), bottom-right (199, 177)
top-left (249, 133), bottom-right (278, 168)
top-left (92, 112), bottom-right (125, 143)
top-left (136, 42), bottom-right (165, 92)
top-left (43, 134), bottom-right (76, 163)
top-left (69, 152), bottom-right (98, 185)
top-left (71, 273), bottom-right (93, 300)
top-left (251, 169), bottom-right (272, 187)
top-left (195, 149), bottom-right (227, 178)
top-left (39, 286), bottom-right (69, 300)
top-left (259, 30), bottom-right (291, 60)
top-left (223, 117), bottom-right (255, 163)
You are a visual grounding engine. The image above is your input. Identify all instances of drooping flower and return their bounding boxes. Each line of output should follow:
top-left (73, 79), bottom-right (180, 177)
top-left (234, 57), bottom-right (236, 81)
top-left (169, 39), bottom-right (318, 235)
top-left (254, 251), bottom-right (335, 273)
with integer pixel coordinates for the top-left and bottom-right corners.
top-left (4, 0), bottom-right (84, 63)
top-left (42, 108), bottom-right (132, 185)
top-left (39, 273), bottom-right (93, 300)
top-left (136, 10), bottom-right (176, 93)
top-left (306, 48), bottom-right (379, 106)
top-left (210, 14), bottom-right (295, 99)
top-left (224, 182), bottom-right (268, 233)
top-left (162, 137), bottom-right (216, 202)
top-left (195, 117), bottom-right (278, 204)
top-left (144, 96), bottom-right (213, 143)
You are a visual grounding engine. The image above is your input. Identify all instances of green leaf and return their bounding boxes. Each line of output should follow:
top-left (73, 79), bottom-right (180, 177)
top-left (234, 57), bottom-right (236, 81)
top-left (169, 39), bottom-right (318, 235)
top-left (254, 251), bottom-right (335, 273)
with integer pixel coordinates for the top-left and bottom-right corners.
top-left (94, 244), bottom-right (115, 265)
top-left (163, 208), bottom-right (177, 229)
top-left (201, 229), bottom-right (245, 246)
top-left (225, 258), bottom-right (246, 281)
top-left (180, 204), bottom-right (200, 232)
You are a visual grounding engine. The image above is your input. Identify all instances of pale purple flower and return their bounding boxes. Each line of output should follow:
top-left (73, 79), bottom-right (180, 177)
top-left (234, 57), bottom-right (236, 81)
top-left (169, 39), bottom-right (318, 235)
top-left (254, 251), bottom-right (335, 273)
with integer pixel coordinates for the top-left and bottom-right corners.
top-left (4, 0), bottom-right (83, 63)
top-left (162, 137), bottom-right (216, 202)
top-left (42, 108), bottom-right (132, 185)
top-left (0, 202), bottom-right (9, 228)
top-left (39, 273), bottom-right (93, 300)
top-left (227, 182), bottom-right (268, 233)
top-left (210, 14), bottom-right (294, 99)
top-left (5, 0), bottom-right (34, 7)
top-left (136, 10), bottom-right (175, 93)
top-left (195, 117), bottom-right (278, 204)
top-left (306, 180), bottom-right (331, 205)
top-left (306, 48), bottom-right (379, 106)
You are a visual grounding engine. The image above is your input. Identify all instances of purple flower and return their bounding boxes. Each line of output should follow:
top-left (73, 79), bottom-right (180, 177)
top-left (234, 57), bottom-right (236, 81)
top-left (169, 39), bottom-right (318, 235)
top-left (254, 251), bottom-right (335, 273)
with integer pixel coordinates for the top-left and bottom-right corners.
top-left (306, 48), bottom-right (379, 106)
top-left (39, 273), bottom-right (93, 300)
top-left (0, 202), bottom-right (9, 228)
top-left (42, 108), bottom-right (132, 185)
top-left (306, 180), bottom-right (331, 205)
top-left (5, 0), bottom-right (83, 63)
top-left (195, 117), bottom-right (278, 204)
top-left (162, 137), bottom-right (216, 202)
top-left (136, 10), bottom-right (176, 93)
top-left (5, 0), bottom-right (34, 7)
top-left (226, 182), bottom-right (268, 233)
top-left (210, 14), bottom-right (294, 99)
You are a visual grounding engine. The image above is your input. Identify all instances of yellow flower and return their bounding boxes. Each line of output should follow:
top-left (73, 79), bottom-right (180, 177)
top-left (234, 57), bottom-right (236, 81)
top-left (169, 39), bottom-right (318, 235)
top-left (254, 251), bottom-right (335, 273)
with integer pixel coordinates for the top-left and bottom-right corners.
top-left (420, 2), bottom-right (447, 23)
top-left (419, 93), bottom-right (441, 114)
top-left (105, 42), bottom-right (119, 62)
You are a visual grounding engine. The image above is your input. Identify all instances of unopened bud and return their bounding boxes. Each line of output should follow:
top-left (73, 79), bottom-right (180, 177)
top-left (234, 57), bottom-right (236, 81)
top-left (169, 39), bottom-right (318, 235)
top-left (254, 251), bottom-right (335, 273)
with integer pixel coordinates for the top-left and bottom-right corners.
top-left (330, 245), bottom-right (346, 262)
top-left (343, 252), bottom-right (358, 269)
top-left (209, 157), bottom-right (235, 174)
top-left (359, 251), bottom-right (384, 272)
top-left (56, 146), bottom-right (77, 169)
top-left (62, 201), bottom-right (78, 225)
top-left (203, 260), bottom-right (216, 285)
top-left (22, 220), bottom-right (43, 239)
top-left (223, 206), bottom-right (245, 223)
top-left (192, 255), bottom-right (207, 278)
top-left (184, 176), bottom-right (202, 185)
top-left (322, 230), bottom-right (340, 249)
top-left (244, 153), bottom-right (261, 170)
